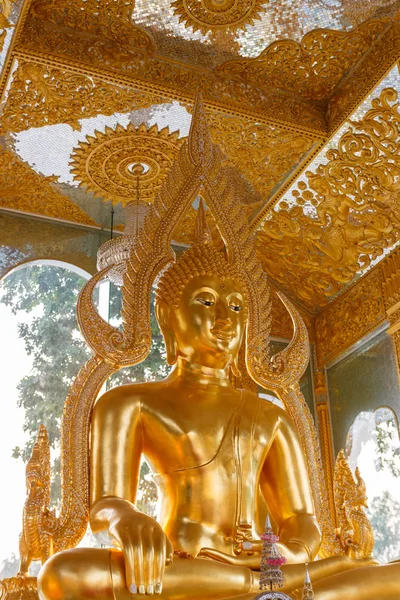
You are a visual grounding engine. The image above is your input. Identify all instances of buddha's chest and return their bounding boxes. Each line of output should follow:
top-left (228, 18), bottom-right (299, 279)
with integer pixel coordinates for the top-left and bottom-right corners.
top-left (142, 391), bottom-right (268, 475)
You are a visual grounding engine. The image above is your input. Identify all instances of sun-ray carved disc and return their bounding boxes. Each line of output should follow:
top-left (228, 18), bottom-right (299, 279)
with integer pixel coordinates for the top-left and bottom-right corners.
top-left (171, 0), bottom-right (268, 34)
top-left (70, 123), bottom-right (183, 205)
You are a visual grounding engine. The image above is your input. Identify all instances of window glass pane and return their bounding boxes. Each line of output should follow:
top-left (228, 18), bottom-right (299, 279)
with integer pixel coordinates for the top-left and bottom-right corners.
top-left (327, 331), bottom-right (400, 455)
top-left (346, 408), bottom-right (400, 563)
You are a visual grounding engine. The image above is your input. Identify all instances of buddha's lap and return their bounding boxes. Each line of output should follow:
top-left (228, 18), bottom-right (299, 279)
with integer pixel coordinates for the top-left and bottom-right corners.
top-left (38, 547), bottom-right (399, 600)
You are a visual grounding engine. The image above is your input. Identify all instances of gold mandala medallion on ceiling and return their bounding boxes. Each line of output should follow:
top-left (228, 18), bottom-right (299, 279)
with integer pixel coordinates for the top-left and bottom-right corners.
top-left (257, 87), bottom-right (400, 310)
top-left (170, 0), bottom-right (267, 33)
top-left (70, 123), bottom-right (183, 205)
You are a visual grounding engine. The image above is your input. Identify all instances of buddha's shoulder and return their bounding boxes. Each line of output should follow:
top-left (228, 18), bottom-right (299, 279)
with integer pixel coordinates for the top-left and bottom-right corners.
top-left (242, 389), bottom-right (291, 424)
top-left (94, 380), bottom-right (166, 414)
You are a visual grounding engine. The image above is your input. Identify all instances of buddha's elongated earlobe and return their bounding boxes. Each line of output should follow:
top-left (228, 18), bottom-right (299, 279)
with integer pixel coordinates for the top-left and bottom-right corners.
top-left (231, 355), bottom-right (241, 377)
top-left (155, 300), bottom-right (178, 365)
top-left (165, 333), bottom-right (178, 365)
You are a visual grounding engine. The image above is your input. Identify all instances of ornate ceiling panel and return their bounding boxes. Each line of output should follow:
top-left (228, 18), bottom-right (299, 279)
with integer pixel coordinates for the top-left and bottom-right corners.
top-left (256, 68), bottom-right (400, 311)
top-left (215, 19), bottom-right (388, 101)
top-left (0, 61), bottom-right (168, 134)
top-left (169, 0), bottom-right (267, 35)
top-left (0, 0), bottom-right (399, 314)
top-left (133, 0), bottom-right (399, 67)
top-left (0, 0), bottom-right (23, 72)
top-left (205, 111), bottom-right (316, 201)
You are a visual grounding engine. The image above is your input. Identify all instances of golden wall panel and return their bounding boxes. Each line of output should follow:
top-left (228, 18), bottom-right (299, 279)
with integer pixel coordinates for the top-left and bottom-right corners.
top-left (381, 245), bottom-right (400, 310)
top-left (315, 269), bottom-right (386, 368)
top-left (0, 212), bottom-right (105, 278)
top-left (0, 61), bottom-right (167, 133)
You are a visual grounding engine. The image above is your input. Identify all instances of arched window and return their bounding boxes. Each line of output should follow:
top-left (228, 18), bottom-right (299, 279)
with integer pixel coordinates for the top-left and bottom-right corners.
top-left (0, 260), bottom-right (91, 576)
top-left (0, 262), bottom-right (163, 576)
top-left (345, 407), bottom-right (400, 563)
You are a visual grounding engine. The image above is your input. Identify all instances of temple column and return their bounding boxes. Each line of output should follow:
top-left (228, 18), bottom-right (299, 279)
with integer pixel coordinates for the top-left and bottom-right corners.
top-left (314, 370), bottom-right (336, 528)
top-left (381, 249), bottom-right (400, 386)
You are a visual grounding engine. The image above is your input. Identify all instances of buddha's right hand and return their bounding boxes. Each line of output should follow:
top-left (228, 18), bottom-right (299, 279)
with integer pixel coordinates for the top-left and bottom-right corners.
top-left (91, 498), bottom-right (174, 596)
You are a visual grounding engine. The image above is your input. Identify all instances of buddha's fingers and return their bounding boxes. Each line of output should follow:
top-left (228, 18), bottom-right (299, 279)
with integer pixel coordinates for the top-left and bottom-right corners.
top-left (121, 535), bottom-right (139, 594)
top-left (133, 541), bottom-right (145, 594)
top-left (142, 532), bottom-right (155, 595)
top-left (152, 537), bottom-right (166, 594)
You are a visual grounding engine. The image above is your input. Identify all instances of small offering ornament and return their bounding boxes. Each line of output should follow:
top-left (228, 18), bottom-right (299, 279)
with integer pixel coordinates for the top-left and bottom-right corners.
top-left (254, 516), bottom-right (291, 600)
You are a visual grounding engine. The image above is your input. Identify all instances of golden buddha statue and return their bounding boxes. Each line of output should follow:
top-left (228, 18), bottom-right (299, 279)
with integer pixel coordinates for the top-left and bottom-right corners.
top-left (37, 240), bottom-right (400, 600)
top-left (0, 94), bottom-right (390, 600)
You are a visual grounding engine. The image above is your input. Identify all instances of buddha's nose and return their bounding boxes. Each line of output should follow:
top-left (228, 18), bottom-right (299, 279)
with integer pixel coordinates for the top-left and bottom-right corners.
top-left (215, 299), bottom-right (230, 320)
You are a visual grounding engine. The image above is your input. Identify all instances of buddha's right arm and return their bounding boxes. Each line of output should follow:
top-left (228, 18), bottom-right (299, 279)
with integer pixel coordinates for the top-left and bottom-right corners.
top-left (89, 387), bottom-right (173, 594)
top-left (90, 386), bottom-right (143, 510)
top-left (260, 406), bottom-right (322, 563)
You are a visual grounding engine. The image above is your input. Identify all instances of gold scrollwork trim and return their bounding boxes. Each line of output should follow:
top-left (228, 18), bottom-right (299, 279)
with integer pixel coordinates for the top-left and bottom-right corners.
top-left (327, 20), bottom-right (400, 133)
top-left (215, 18), bottom-right (388, 102)
top-left (16, 14), bottom-right (328, 134)
top-left (0, 60), bottom-right (168, 133)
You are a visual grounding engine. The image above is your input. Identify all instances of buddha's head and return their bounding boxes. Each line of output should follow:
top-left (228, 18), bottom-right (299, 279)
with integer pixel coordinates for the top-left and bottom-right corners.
top-left (155, 242), bottom-right (247, 371)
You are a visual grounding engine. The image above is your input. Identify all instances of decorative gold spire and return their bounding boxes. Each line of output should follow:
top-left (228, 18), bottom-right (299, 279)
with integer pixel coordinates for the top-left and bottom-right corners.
top-left (188, 92), bottom-right (213, 170)
top-left (301, 564), bottom-right (314, 599)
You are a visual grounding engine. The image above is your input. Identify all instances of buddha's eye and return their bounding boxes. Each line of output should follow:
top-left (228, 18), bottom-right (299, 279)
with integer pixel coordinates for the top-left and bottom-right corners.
top-left (197, 298), bottom-right (214, 307)
top-left (229, 305), bottom-right (243, 312)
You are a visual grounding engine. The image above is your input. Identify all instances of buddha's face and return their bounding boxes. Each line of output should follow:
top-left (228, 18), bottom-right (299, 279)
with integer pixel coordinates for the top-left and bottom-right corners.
top-left (158, 274), bottom-right (246, 370)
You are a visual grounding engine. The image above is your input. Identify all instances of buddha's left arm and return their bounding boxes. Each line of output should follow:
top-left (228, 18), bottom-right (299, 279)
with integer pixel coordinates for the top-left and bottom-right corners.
top-left (260, 407), bottom-right (321, 563)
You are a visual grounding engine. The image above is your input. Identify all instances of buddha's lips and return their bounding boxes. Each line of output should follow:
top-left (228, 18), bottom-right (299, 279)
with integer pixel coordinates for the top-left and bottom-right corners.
top-left (211, 327), bottom-right (234, 341)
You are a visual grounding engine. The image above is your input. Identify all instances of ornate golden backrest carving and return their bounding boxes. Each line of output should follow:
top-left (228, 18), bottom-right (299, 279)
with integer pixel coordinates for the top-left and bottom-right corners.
top-left (11, 93), bottom-right (362, 570)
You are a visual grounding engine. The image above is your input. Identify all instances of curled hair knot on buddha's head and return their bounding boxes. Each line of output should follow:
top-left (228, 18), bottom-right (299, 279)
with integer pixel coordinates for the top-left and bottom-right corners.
top-left (155, 242), bottom-right (246, 310)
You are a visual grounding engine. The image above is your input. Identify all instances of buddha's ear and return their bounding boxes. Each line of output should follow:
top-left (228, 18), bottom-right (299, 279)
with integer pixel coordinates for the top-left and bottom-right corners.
top-left (155, 300), bottom-right (178, 365)
top-left (231, 356), bottom-right (241, 378)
